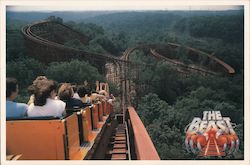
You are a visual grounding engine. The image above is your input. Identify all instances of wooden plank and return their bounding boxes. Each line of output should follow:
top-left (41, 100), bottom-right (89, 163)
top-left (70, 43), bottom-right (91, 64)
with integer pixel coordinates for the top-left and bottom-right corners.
top-left (109, 148), bottom-right (127, 154)
top-left (114, 137), bottom-right (126, 141)
top-left (114, 134), bottom-right (126, 137)
top-left (111, 154), bottom-right (127, 160)
top-left (110, 141), bottom-right (126, 144)
top-left (114, 144), bottom-right (126, 149)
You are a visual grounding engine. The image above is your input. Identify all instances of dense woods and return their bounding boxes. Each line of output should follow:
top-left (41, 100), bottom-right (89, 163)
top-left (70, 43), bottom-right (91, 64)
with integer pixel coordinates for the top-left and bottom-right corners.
top-left (6, 10), bottom-right (244, 159)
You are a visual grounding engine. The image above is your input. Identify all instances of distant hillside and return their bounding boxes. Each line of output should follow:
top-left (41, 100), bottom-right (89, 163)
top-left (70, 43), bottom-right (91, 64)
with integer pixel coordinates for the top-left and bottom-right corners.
top-left (83, 11), bottom-right (181, 29)
top-left (6, 11), bottom-right (117, 23)
top-left (6, 9), bottom-right (243, 23)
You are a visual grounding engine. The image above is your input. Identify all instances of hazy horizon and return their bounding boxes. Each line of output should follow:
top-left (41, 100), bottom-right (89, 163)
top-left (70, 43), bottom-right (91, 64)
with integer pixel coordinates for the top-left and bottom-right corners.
top-left (7, 5), bottom-right (243, 12)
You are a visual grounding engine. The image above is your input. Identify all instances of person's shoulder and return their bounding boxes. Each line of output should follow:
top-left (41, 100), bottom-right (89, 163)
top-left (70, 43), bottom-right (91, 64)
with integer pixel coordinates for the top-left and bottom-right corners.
top-left (47, 98), bottom-right (65, 107)
top-left (6, 100), bottom-right (13, 106)
top-left (72, 98), bottom-right (86, 106)
top-left (53, 99), bottom-right (66, 105)
top-left (15, 102), bottom-right (28, 116)
top-left (47, 99), bottom-right (66, 113)
top-left (72, 98), bottom-right (82, 103)
top-left (16, 102), bottom-right (28, 109)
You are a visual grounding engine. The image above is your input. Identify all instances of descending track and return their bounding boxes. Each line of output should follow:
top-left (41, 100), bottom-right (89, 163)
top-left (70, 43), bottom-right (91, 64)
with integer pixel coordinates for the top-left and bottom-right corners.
top-left (22, 21), bottom-right (129, 64)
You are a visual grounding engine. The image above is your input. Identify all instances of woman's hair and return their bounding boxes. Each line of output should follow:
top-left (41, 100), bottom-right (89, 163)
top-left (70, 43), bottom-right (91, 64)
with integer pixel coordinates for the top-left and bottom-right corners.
top-left (77, 85), bottom-right (88, 98)
top-left (34, 79), bottom-right (57, 106)
top-left (58, 83), bottom-right (73, 101)
top-left (6, 77), bottom-right (18, 98)
top-left (33, 76), bottom-right (47, 84)
top-left (28, 76), bottom-right (48, 95)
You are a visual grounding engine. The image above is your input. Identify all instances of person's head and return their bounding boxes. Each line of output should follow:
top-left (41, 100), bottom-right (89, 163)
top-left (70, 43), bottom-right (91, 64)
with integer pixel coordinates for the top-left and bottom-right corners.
top-left (34, 79), bottom-right (57, 106)
top-left (6, 77), bottom-right (18, 100)
top-left (85, 85), bottom-right (92, 97)
top-left (33, 76), bottom-right (47, 85)
top-left (58, 83), bottom-right (74, 101)
top-left (77, 85), bottom-right (88, 98)
top-left (28, 76), bottom-right (48, 95)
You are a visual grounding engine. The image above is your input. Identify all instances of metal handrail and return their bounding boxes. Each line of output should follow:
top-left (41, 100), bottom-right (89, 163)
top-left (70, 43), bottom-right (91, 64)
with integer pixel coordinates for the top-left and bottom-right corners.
top-left (125, 121), bottom-right (131, 160)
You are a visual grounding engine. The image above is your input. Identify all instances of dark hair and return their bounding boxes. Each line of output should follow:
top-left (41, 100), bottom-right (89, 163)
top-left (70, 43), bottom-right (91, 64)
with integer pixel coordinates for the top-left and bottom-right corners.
top-left (58, 83), bottom-right (73, 101)
top-left (72, 84), bottom-right (78, 93)
top-left (85, 86), bottom-right (92, 97)
top-left (6, 77), bottom-right (18, 98)
top-left (34, 80), bottom-right (57, 106)
top-left (91, 89), bottom-right (97, 94)
top-left (77, 85), bottom-right (88, 97)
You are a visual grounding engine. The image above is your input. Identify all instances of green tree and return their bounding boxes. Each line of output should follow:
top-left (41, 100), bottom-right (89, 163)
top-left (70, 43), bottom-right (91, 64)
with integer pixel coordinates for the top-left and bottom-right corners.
top-left (151, 63), bottom-right (183, 104)
top-left (137, 93), bottom-right (188, 159)
top-left (45, 59), bottom-right (105, 85)
top-left (6, 58), bottom-right (45, 88)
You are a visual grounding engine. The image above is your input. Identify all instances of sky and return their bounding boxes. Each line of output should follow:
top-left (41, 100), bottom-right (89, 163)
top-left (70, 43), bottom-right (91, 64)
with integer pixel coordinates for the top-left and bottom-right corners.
top-left (7, 5), bottom-right (243, 12)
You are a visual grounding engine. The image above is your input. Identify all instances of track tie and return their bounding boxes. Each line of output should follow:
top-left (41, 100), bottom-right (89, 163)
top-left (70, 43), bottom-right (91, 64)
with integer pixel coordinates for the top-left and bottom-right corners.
top-left (109, 148), bottom-right (128, 154)
top-left (111, 154), bottom-right (127, 160)
top-left (110, 141), bottom-right (127, 144)
top-left (113, 143), bottom-right (126, 149)
top-left (113, 133), bottom-right (126, 137)
top-left (111, 136), bottom-right (126, 141)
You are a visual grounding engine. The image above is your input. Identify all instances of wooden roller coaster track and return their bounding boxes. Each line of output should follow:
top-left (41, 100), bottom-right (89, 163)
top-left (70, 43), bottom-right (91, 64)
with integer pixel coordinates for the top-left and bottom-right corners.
top-left (21, 20), bottom-right (235, 76)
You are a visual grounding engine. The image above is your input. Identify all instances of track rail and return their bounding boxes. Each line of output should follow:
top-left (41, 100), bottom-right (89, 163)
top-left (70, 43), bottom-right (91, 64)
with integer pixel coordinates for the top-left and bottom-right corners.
top-left (150, 48), bottom-right (217, 75)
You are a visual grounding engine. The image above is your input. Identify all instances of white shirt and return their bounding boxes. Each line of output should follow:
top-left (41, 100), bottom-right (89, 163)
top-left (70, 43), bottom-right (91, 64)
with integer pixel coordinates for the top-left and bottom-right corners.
top-left (27, 98), bottom-right (66, 117)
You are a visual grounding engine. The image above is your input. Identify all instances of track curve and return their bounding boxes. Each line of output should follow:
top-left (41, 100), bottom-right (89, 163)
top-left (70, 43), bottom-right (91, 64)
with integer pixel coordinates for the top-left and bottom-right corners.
top-left (122, 43), bottom-right (235, 76)
top-left (22, 20), bottom-right (129, 64)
